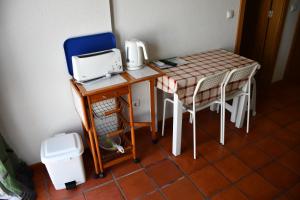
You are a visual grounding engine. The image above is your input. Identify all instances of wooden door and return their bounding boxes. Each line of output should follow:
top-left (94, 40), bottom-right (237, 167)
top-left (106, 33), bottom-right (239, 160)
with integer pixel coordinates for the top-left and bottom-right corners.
top-left (238, 0), bottom-right (289, 87)
top-left (240, 0), bottom-right (272, 60)
top-left (284, 14), bottom-right (300, 82)
top-left (259, 0), bottom-right (289, 86)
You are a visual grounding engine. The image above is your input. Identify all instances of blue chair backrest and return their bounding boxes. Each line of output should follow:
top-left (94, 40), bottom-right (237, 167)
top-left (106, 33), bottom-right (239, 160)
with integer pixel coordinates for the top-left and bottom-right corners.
top-left (63, 32), bottom-right (116, 76)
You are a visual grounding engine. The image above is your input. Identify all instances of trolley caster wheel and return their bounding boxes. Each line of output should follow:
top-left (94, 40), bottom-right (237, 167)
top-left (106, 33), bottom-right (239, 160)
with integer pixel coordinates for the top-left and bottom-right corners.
top-left (152, 139), bottom-right (158, 144)
top-left (133, 158), bottom-right (140, 163)
top-left (92, 173), bottom-right (100, 179)
top-left (98, 172), bottom-right (105, 178)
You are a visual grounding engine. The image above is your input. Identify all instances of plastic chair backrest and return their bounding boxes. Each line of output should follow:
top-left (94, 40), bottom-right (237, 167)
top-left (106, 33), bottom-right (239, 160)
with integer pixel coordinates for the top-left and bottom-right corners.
top-left (63, 32), bottom-right (116, 76)
top-left (224, 64), bottom-right (259, 86)
top-left (193, 71), bottom-right (229, 99)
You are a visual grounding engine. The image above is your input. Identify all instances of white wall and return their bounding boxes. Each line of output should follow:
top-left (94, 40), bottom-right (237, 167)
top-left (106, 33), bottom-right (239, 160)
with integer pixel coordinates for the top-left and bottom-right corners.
top-left (111, 0), bottom-right (241, 120)
top-left (0, 0), bottom-right (241, 164)
top-left (272, 0), bottom-right (300, 82)
top-left (0, 0), bottom-right (111, 164)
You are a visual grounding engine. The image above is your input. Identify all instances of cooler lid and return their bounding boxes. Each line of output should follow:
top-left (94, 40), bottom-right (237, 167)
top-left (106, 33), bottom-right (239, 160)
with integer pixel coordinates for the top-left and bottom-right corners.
top-left (41, 133), bottom-right (84, 163)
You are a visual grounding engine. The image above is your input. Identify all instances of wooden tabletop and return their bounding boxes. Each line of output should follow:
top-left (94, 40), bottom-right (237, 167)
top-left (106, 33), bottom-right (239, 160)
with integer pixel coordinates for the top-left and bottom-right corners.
top-left (72, 64), bottom-right (165, 97)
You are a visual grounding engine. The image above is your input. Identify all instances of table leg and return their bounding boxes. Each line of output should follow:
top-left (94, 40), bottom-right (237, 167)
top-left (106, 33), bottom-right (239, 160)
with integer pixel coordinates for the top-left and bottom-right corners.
top-left (235, 85), bottom-right (248, 128)
top-left (230, 96), bottom-right (240, 123)
top-left (128, 87), bottom-right (137, 160)
top-left (88, 130), bottom-right (100, 175)
top-left (150, 79), bottom-right (157, 142)
top-left (87, 97), bottom-right (103, 176)
top-left (172, 93), bottom-right (183, 156)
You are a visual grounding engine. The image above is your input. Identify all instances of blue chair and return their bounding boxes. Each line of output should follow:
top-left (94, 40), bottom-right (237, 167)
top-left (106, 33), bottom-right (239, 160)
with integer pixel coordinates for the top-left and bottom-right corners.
top-left (63, 32), bottom-right (116, 76)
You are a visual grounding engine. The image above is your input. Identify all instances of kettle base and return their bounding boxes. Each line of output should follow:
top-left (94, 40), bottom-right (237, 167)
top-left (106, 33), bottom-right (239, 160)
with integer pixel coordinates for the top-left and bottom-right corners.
top-left (126, 65), bottom-right (145, 71)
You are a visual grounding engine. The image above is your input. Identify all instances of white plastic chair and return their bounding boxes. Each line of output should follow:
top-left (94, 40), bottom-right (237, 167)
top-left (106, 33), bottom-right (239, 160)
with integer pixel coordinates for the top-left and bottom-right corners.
top-left (161, 71), bottom-right (229, 159)
top-left (212, 77), bottom-right (257, 124)
top-left (220, 63), bottom-right (259, 144)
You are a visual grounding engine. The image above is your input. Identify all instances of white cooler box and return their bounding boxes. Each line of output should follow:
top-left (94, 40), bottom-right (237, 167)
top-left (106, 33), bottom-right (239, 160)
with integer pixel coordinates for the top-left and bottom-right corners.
top-left (41, 133), bottom-right (86, 190)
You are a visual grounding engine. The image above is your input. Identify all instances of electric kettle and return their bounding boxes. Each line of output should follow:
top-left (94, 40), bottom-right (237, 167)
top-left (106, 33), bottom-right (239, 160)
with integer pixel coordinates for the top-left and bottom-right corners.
top-left (125, 39), bottom-right (148, 70)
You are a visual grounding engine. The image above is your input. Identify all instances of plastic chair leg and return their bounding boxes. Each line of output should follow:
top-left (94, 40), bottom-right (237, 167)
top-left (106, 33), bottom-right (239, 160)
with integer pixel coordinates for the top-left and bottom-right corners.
top-left (192, 111), bottom-right (197, 159)
top-left (162, 99), bottom-right (167, 136)
top-left (251, 78), bottom-right (257, 116)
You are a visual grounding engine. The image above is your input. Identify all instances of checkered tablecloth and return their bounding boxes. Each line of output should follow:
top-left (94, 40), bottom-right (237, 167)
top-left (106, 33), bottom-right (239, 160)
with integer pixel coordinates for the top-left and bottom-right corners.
top-left (156, 49), bottom-right (258, 105)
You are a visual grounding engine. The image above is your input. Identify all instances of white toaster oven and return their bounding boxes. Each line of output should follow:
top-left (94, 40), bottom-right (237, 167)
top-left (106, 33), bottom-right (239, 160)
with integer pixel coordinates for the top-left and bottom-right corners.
top-left (72, 48), bottom-right (123, 82)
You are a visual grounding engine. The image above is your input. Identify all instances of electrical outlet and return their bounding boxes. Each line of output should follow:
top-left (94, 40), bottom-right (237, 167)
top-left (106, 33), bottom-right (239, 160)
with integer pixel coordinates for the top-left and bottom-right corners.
top-left (132, 99), bottom-right (140, 107)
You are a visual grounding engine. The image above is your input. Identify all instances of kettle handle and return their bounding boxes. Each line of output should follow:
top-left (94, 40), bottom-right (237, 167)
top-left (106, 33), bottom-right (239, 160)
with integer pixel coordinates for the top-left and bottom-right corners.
top-left (137, 41), bottom-right (148, 60)
top-left (125, 46), bottom-right (129, 62)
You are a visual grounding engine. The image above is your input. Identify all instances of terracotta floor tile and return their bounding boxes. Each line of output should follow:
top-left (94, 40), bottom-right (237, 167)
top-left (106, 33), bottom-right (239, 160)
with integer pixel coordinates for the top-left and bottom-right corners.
top-left (47, 171), bottom-right (112, 200)
top-left (286, 120), bottom-right (300, 134)
top-left (190, 165), bottom-right (230, 197)
top-left (117, 170), bottom-right (156, 200)
top-left (181, 128), bottom-right (212, 149)
top-left (140, 191), bottom-right (164, 200)
top-left (111, 160), bottom-right (141, 178)
top-left (158, 132), bottom-right (173, 155)
top-left (146, 159), bottom-right (183, 187)
top-left (286, 182), bottom-right (300, 200)
top-left (84, 182), bottom-right (123, 200)
top-left (214, 155), bottom-right (252, 182)
top-left (266, 110), bottom-right (296, 126)
top-left (279, 150), bottom-right (300, 175)
top-left (246, 117), bottom-right (281, 137)
top-left (281, 106), bottom-right (300, 121)
top-left (235, 144), bottom-right (272, 169)
top-left (35, 182), bottom-right (49, 200)
top-left (172, 149), bottom-right (208, 174)
top-left (255, 98), bottom-right (278, 114)
top-left (229, 117), bottom-right (271, 143)
top-left (276, 195), bottom-right (290, 200)
top-left (138, 144), bottom-right (167, 167)
top-left (293, 145), bottom-right (300, 154)
top-left (199, 140), bottom-right (231, 162)
top-left (211, 186), bottom-right (248, 200)
top-left (33, 173), bottom-right (49, 200)
top-left (162, 177), bottom-right (204, 200)
top-left (135, 127), bottom-right (155, 142)
top-left (197, 109), bottom-right (221, 134)
top-left (223, 132), bottom-right (250, 151)
top-left (258, 161), bottom-right (299, 190)
top-left (70, 194), bottom-right (87, 200)
top-left (263, 93), bottom-right (298, 110)
top-left (236, 173), bottom-right (280, 200)
top-left (274, 128), bottom-right (300, 148)
top-left (31, 164), bottom-right (49, 183)
top-left (256, 137), bottom-right (290, 158)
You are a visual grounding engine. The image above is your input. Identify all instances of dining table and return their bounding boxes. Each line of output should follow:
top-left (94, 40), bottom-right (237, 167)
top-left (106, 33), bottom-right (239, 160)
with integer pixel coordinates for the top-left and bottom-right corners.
top-left (156, 49), bottom-right (259, 156)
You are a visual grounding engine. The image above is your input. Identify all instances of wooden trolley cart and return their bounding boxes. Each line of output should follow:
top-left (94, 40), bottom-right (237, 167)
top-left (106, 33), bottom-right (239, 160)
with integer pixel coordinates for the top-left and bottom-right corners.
top-left (70, 65), bottom-right (164, 177)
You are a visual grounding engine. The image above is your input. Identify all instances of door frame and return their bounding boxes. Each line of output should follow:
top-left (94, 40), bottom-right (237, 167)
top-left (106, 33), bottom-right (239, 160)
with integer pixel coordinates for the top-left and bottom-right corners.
top-left (234, 0), bottom-right (289, 55)
top-left (234, 0), bottom-right (290, 87)
top-left (284, 13), bottom-right (300, 79)
top-left (234, 0), bottom-right (247, 53)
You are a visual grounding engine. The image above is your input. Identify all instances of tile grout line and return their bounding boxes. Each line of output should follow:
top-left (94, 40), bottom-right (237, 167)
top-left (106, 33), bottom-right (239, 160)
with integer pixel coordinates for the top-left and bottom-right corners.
top-left (166, 152), bottom-right (211, 200)
top-left (111, 170), bottom-right (128, 200)
top-left (142, 158), bottom-right (173, 200)
top-left (82, 179), bottom-right (115, 193)
top-left (157, 129), bottom-right (222, 199)
top-left (229, 139), bottom-right (300, 199)
top-left (219, 108), bottom-right (298, 199)
top-left (113, 168), bottom-right (144, 180)
top-left (158, 116), bottom-right (243, 199)
top-left (186, 120), bottom-right (286, 198)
